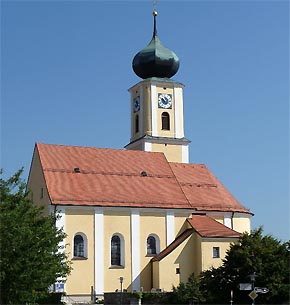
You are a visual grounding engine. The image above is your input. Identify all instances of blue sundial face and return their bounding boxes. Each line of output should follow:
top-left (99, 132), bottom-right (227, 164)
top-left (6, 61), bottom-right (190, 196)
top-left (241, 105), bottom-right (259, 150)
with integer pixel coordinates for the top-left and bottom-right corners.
top-left (133, 96), bottom-right (140, 112)
top-left (158, 93), bottom-right (172, 109)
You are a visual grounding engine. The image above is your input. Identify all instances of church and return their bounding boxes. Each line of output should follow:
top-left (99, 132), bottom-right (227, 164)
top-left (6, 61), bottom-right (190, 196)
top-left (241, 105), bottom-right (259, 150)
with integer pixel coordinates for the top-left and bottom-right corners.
top-left (27, 10), bottom-right (252, 303)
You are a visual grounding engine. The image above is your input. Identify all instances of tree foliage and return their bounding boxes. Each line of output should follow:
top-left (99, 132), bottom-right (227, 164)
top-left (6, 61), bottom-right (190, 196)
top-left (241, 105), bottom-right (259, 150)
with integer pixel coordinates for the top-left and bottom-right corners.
top-left (171, 273), bottom-right (205, 304)
top-left (199, 227), bottom-right (290, 304)
top-left (0, 169), bottom-right (71, 304)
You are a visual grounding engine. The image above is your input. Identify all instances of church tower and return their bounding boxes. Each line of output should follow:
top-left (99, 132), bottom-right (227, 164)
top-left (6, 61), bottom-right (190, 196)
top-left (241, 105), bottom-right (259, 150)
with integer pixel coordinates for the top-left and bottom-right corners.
top-left (125, 11), bottom-right (190, 163)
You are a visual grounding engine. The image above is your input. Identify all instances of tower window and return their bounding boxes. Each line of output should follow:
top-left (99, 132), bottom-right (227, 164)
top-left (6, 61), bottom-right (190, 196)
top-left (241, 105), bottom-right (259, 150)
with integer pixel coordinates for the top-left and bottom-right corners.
top-left (135, 115), bottom-right (139, 133)
top-left (161, 112), bottom-right (170, 130)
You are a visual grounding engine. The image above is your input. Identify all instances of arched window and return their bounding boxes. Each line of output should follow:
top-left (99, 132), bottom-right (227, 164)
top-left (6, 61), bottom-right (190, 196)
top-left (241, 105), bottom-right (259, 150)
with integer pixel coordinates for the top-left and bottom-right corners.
top-left (161, 112), bottom-right (170, 130)
top-left (111, 235), bottom-right (121, 266)
top-left (135, 115), bottom-right (139, 133)
top-left (73, 233), bottom-right (87, 258)
top-left (146, 234), bottom-right (160, 255)
top-left (147, 236), bottom-right (156, 254)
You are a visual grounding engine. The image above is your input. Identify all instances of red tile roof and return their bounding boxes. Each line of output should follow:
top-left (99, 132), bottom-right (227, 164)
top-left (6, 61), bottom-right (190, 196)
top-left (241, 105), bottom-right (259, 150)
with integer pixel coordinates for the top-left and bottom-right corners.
top-left (169, 163), bottom-right (250, 213)
top-left (152, 214), bottom-right (240, 262)
top-left (151, 229), bottom-right (193, 262)
top-left (187, 214), bottom-right (241, 238)
top-left (32, 142), bottom-right (251, 213)
top-left (35, 143), bottom-right (191, 209)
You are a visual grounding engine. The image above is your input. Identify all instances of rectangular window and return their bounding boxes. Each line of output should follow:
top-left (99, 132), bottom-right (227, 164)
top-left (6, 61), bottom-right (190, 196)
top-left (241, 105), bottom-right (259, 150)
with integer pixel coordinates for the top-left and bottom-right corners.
top-left (176, 268), bottom-right (180, 274)
top-left (213, 247), bottom-right (220, 258)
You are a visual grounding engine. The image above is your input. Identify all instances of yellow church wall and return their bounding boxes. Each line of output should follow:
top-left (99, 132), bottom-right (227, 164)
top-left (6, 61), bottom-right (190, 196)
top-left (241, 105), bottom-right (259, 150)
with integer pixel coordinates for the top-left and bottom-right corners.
top-left (155, 87), bottom-right (176, 139)
top-left (191, 233), bottom-right (202, 276)
top-left (139, 212), bottom-right (166, 291)
top-left (174, 215), bottom-right (191, 236)
top-left (65, 209), bottom-right (95, 295)
top-left (174, 87), bottom-right (184, 138)
top-left (212, 216), bottom-right (224, 224)
top-left (233, 214), bottom-right (251, 233)
top-left (200, 239), bottom-right (235, 271)
top-left (152, 261), bottom-right (159, 289)
top-left (151, 143), bottom-right (183, 163)
top-left (129, 83), bottom-right (152, 142)
top-left (143, 84), bottom-right (151, 136)
top-left (154, 235), bottom-right (195, 291)
top-left (27, 150), bottom-right (50, 215)
top-left (103, 211), bottom-right (132, 292)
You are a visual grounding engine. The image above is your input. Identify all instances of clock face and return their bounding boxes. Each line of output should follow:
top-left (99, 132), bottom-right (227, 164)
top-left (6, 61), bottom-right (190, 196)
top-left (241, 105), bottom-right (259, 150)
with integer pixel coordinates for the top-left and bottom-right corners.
top-left (133, 96), bottom-right (140, 112)
top-left (158, 93), bottom-right (172, 109)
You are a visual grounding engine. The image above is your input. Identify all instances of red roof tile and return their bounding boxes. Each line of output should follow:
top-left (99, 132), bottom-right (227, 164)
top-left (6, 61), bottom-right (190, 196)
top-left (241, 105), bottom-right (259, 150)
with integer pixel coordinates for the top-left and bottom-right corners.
top-left (169, 163), bottom-right (250, 214)
top-left (32, 142), bottom-right (251, 214)
top-left (187, 214), bottom-right (241, 238)
top-left (36, 143), bottom-right (190, 209)
top-left (152, 214), bottom-right (240, 262)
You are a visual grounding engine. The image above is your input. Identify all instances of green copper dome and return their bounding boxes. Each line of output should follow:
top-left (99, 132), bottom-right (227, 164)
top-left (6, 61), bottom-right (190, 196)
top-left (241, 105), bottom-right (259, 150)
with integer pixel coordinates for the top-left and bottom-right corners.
top-left (132, 11), bottom-right (179, 79)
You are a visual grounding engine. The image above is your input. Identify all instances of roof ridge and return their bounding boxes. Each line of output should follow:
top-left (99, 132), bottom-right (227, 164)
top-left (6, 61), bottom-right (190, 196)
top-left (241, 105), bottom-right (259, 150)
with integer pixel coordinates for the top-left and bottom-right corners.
top-left (36, 142), bottom-right (166, 156)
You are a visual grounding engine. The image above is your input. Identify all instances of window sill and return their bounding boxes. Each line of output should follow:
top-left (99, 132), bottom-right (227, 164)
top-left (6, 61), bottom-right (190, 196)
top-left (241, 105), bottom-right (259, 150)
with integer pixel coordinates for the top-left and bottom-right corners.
top-left (146, 254), bottom-right (156, 257)
top-left (72, 256), bottom-right (88, 260)
top-left (109, 265), bottom-right (125, 269)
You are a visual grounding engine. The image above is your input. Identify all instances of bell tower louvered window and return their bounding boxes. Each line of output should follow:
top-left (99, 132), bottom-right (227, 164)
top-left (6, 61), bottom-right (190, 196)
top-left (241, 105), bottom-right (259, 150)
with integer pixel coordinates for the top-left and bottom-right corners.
top-left (135, 115), bottom-right (139, 133)
top-left (161, 112), bottom-right (170, 130)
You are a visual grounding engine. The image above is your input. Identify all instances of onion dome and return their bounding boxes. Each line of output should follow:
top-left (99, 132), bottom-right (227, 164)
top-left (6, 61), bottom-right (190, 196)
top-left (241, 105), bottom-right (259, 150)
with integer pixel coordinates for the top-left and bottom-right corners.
top-left (132, 11), bottom-right (179, 79)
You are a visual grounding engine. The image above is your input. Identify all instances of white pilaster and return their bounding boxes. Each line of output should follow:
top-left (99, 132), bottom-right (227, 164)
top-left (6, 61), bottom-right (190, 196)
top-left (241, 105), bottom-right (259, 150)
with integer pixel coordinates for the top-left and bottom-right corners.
top-left (95, 208), bottom-right (104, 295)
top-left (55, 207), bottom-right (66, 291)
top-left (174, 87), bottom-right (184, 138)
top-left (151, 84), bottom-right (157, 136)
top-left (131, 210), bottom-right (140, 291)
top-left (166, 210), bottom-right (175, 246)
top-left (55, 207), bottom-right (65, 251)
top-left (224, 213), bottom-right (232, 229)
top-left (144, 141), bottom-right (152, 152)
top-left (182, 145), bottom-right (189, 164)
top-left (140, 85), bottom-right (144, 135)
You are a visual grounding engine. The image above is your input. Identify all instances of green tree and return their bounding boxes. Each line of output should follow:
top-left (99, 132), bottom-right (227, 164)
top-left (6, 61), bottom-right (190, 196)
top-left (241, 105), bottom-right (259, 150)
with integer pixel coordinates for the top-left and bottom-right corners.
top-left (171, 273), bottom-right (205, 304)
top-left (0, 169), bottom-right (71, 304)
top-left (199, 227), bottom-right (290, 304)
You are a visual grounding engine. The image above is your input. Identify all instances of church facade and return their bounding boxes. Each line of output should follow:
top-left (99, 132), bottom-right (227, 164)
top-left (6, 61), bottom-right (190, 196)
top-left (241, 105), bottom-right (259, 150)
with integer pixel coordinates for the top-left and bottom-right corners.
top-left (27, 10), bottom-right (252, 303)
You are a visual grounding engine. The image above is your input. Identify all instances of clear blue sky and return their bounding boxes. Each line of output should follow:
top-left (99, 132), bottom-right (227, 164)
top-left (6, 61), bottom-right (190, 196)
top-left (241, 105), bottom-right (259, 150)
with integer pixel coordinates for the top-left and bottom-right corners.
top-left (1, 0), bottom-right (289, 241)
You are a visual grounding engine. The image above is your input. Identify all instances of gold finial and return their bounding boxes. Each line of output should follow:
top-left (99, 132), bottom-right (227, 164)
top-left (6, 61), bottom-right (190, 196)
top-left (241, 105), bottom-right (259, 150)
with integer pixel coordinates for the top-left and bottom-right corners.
top-left (153, 0), bottom-right (157, 15)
